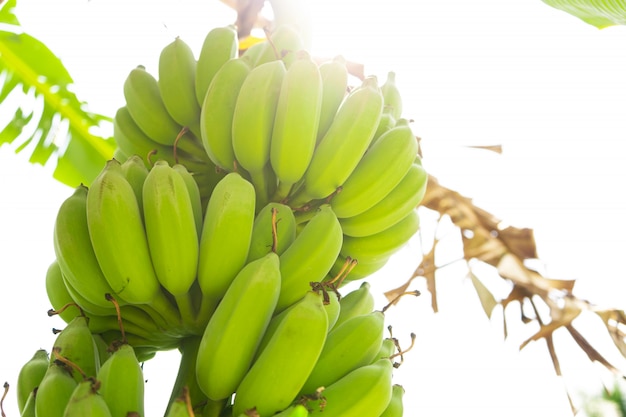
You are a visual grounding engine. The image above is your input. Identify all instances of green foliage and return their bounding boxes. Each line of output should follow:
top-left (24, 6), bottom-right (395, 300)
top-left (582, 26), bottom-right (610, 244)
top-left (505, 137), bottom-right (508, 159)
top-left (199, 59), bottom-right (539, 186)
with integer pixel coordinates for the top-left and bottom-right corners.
top-left (0, 0), bottom-right (115, 187)
top-left (542, 0), bottom-right (626, 28)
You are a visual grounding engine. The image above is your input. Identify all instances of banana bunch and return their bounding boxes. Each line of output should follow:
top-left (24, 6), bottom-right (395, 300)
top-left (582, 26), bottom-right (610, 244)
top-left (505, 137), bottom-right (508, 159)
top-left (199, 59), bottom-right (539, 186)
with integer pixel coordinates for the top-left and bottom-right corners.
top-left (192, 280), bottom-right (409, 416)
top-left (35, 22), bottom-right (431, 417)
top-left (16, 307), bottom-right (146, 417)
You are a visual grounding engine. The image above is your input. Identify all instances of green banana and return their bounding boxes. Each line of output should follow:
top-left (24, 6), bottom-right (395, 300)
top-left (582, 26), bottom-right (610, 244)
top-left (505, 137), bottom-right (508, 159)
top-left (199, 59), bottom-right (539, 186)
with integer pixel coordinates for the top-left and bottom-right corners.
top-left (339, 163), bottom-right (428, 237)
top-left (17, 349), bottom-right (49, 413)
top-left (92, 334), bottom-right (112, 368)
top-left (196, 172), bottom-right (256, 320)
top-left (158, 37), bottom-right (202, 137)
top-left (340, 209), bottom-right (420, 263)
top-left (330, 123), bottom-right (419, 218)
top-left (300, 311), bottom-right (385, 395)
top-left (86, 159), bottom-right (160, 305)
top-left (199, 56), bottom-right (252, 172)
top-left (195, 25), bottom-right (238, 105)
top-left (45, 260), bottom-right (82, 324)
top-left (380, 71), bottom-right (402, 120)
top-left (373, 337), bottom-right (399, 364)
top-left (333, 281), bottom-right (375, 329)
top-left (254, 24), bottom-right (305, 67)
top-left (247, 202), bottom-right (297, 262)
top-left (316, 56), bottom-right (348, 144)
top-left (379, 384), bottom-right (405, 417)
top-left (231, 59), bottom-right (286, 204)
top-left (96, 343), bottom-right (144, 417)
top-left (276, 204), bottom-right (342, 312)
top-left (123, 65), bottom-right (184, 146)
top-left (172, 163), bottom-right (204, 238)
top-left (307, 358), bottom-right (394, 417)
top-left (120, 155), bottom-right (149, 216)
top-left (196, 252), bottom-right (281, 401)
top-left (289, 76), bottom-right (384, 207)
top-left (53, 185), bottom-right (120, 311)
top-left (34, 362), bottom-right (77, 417)
top-left (270, 50), bottom-right (322, 201)
top-left (62, 378), bottom-right (113, 417)
top-left (142, 160), bottom-right (199, 326)
top-left (50, 315), bottom-right (100, 382)
top-left (232, 291), bottom-right (328, 417)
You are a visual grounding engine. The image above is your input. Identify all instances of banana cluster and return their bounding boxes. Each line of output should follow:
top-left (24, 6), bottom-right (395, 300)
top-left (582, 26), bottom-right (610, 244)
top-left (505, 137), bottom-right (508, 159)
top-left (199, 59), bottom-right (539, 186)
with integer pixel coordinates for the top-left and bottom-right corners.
top-left (16, 310), bottom-right (146, 417)
top-left (36, 23), bottom-right (429, 417)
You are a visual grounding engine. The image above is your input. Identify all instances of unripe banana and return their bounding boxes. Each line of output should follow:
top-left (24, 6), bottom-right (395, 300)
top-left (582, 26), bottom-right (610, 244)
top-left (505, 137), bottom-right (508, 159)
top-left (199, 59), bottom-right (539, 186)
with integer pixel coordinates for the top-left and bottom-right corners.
top-left (143, 160), bottom-right (198, 297)
top-left (307, 358), bottom-right (394, 417)
top-left (96, 343), bottom-right (144, 417)
top-left (120, 155), bottom-right (149, 216)
top-left (379, 384), bottom-right (405, 417)
top-left (123, 65), bottom-right (184, 145)
top-left (34, 362), bottom-right (77, 417)
top-left (196, 252), bottom-right (281, 401)
top-left (195, 25), bottom-right (238, 105)
top-left (333, 281), bottom-right (375, 329)
top-left (330, 123), bottom-right (419, 218)
top-left (231, 59), bottom-right (286, 203)
top-left (300, 311), bottom-right (384, 395)
top-left (112, 146), bottom-right (129, 163)
top-left (45, 260), bottom-right (82, 324)
top-left (172, 163), bottom-right (204, 238)
top-left (17, 349), bottom-right (49, 413)
top-left (316, 56), bottom-right (348, 144)
top-left (254, 24), bottom-right (305, 67)
top-left (158, 37), bottom-right (202, 137)
top-left (340, 209), bottom-right (420, 263)
top-left (247, 202), bottom-right (297, 262)
top-left (381, 71), bottom-right (402, 120)
top-left (92, 334), bottom-right (112, 368)
top-left (62, 378), bottom-right (113, 417)
top-left (53, 185), bottom-right (120, 310)
top-left (373, 337), bottom-right (398, 363)
top-left (339, 163), bottom-right (428, 237)
top-left (200, 56), bottom-right (252, 172)
top-left (276, 204), bottom-right (342, 312)
top-left (232, 291), bottom-right (328, 417)
top-left (197, 172), bottom-right (256, 318)
top-left (86, 159), bottom-right (160, 305)
top-left (270, 50), bottom-right (322, 201)
top-left (51, 315), bottom-right (100, 382)
top-left (289, 76), bottom-right (384, 207)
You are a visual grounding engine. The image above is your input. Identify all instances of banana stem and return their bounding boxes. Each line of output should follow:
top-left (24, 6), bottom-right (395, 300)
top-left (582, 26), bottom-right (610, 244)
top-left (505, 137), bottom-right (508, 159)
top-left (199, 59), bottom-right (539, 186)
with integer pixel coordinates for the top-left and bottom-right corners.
top-left (174, 292), bottom-right (198, 334)
top-left (148, 290), bottom-right (184, 334)
top-left (272, 180), bottom-right (294, 203)
top-left (165, 336), bottom-right (207, 416)
top-left (195, 294), bottom-right (218, 330)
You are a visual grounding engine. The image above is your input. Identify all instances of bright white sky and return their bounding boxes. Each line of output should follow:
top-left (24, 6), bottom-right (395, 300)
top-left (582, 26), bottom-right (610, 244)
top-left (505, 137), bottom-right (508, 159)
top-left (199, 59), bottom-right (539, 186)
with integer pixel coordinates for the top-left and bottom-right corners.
top-left (1, 0), bottom-right (626, 416)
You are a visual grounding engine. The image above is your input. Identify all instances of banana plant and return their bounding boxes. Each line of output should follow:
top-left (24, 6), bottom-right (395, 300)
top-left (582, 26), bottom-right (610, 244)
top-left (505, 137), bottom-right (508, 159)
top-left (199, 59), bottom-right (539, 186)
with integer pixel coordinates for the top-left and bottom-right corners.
top-left (0, 0), bottom-right (115, 188)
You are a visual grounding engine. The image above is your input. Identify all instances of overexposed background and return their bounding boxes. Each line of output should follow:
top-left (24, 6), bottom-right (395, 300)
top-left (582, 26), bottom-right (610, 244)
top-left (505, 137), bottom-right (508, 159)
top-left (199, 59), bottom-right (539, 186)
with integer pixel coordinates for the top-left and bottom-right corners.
top-left (1, 0), bottom-right (626, 416)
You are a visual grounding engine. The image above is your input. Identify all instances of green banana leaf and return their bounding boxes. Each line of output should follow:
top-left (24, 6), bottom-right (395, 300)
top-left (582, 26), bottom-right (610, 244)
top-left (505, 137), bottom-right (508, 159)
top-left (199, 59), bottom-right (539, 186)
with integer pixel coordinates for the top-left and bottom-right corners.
top-left (0, 0), bottom-right (115, 187)
top-left (542, 0), bottom-right (626, 28)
